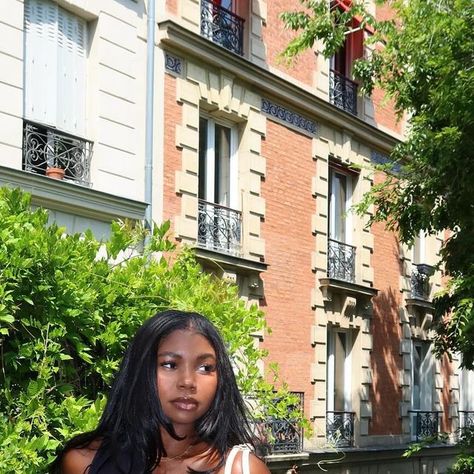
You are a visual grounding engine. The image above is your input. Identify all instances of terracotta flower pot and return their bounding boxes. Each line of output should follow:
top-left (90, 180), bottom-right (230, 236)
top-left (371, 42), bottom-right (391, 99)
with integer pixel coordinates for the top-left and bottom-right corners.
top-left (45, 167), bottom-right (65, 180)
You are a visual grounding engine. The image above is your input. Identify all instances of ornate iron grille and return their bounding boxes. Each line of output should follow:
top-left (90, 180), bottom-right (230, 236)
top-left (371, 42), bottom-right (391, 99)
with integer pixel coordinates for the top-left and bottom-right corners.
top-left (329, 69), bottom-right (358, 116)
top-left (23, 121), bottom-right (92, 186)
top-left (409, 410), bottom-right (441, 441)
top-left (459, 411), bottom-right (474, 430)
top-left (326, 411), bottom-right (355, 447)
top-left (200, 0), bottom-right (245, 56)
top-left (328, 239), bottom-right (356, 282)
top-left (258, 392), bottom-right (304, 454)
top-left (197, 199), bottom-right (242, 256)
top-left (411, 263), bottom-right (435, 300)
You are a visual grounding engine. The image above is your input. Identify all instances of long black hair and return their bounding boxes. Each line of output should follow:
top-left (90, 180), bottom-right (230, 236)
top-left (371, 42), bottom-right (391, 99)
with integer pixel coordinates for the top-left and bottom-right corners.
top-left (54, 310), bottom-right (255, 473)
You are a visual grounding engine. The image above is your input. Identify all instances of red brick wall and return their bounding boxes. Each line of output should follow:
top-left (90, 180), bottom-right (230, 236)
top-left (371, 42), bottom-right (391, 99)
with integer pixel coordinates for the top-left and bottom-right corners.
top-left (260, 120), bottom-right (315, 416)
top-left (370, 171), bottom-right (403, 435)
top-left (262, 1), bottom-right (316, 87)
top-left (163, 73), bottom-right (182, 235)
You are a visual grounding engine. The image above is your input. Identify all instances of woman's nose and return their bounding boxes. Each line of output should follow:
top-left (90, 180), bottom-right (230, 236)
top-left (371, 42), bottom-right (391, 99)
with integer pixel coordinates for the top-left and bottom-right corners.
top-left (178, 367), bottom-right (196, 390)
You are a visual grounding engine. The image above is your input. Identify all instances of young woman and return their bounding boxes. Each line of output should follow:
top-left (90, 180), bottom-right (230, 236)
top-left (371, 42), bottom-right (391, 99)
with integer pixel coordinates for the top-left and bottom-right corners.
top-left (56, 310), bottom-right (270, 474)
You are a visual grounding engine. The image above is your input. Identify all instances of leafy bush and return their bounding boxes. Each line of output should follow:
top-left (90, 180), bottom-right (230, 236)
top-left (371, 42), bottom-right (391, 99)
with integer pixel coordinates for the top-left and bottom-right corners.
top-left (448, 427), bottom-right (474, 474)
top-left (0, 188), bottom-right (307, 473)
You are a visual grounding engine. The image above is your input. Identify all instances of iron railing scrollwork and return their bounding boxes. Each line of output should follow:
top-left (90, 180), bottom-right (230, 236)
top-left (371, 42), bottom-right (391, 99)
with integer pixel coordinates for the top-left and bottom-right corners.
top-left (409, 410), bottom-right (441, 441)
top-left (200, 0), bottom-right (245, 56)
top-left (459, 411), bottom-right (474, 431)
top-left (326, 411), bottom-right (355, 447)
top-left (329, 69), bottom-right (358, 116)
top-left (261, 392), bottom-right (304, 454)
top-left (328, 239), bottom-right (356, 283)
top-left (197, 199), bottom-right (242, 256)
top-left (411, 263), bottom-right (435, 300)
top-left (23, 121), bottom-right (92, 186)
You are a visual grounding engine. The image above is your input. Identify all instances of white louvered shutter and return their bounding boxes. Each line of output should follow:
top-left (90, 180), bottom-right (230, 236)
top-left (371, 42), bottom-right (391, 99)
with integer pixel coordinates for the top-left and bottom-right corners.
top-left (56, 8), bottom-right (87, 135)
top-left (24, 0), bottom-right (58, 126)
top-left (24, 0), bottom-right (87, 135)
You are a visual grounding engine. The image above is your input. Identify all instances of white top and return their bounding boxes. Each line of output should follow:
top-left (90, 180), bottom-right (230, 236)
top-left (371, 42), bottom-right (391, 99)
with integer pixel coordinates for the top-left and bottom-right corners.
top-left (224, 446), bottom-right (251, 474)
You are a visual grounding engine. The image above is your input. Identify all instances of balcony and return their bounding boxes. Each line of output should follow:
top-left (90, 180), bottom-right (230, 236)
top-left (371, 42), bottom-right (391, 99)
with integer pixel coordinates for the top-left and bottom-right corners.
top-left (257, 392), bottom-right (304, 454)
top-left (197, 199), bottom-right (242, 257)
top-left (23, 121), bottom-right (92, 186)
top-left (459, 410), bottom-right (474, 431)
top-left (261, 418), bottom-right (304, 454)
top-left (200, 0), bottom-right (245, 56)
top-left (326, 411), bottom-right (355, 447)
top-left (328, 239), bottom-right (356, 283)
top-left (409, 410), bottom-right (441, 441)
top-left (329, 69), bottom-right (358, 116)
top-left (411, 263), bottom-right (435, 300)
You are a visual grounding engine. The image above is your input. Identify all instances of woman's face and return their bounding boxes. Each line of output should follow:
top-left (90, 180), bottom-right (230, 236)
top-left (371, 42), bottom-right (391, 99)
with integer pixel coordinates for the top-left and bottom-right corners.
top-left (157, 329), bottom-right (218, 433)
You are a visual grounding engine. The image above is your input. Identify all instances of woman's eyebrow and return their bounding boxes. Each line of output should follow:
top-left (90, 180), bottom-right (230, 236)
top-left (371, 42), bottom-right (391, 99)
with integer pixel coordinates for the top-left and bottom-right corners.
top-left (196, 353), bottom-right (216, 361)
top-left (157, 351), bottom-right (181, 358)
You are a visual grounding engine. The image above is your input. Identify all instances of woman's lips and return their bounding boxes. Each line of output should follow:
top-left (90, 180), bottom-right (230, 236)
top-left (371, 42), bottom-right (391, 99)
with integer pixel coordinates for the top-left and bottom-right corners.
top-left (171, 398), bottom-right (198, 411)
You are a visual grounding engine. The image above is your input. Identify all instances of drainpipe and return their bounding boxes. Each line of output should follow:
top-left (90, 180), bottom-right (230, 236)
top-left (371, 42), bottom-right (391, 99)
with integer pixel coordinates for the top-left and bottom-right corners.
top-left (144, 0), bottom-right (156, 245)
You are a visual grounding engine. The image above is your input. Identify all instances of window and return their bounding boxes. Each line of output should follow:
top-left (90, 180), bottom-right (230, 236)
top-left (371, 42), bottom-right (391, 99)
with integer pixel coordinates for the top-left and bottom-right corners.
top-left (197, 117), bottom-right (241, 256)
top-left (410, 232), bottom-right (434, 300)
top-left (200, 0), bottom-right (245, 55)
top-left (459, 365), bottom-right (474, 430)
top-left (329, 1), bottom-right (363, 115)
top-left (326, 328), bottom-right (355, 447)
top-left (410, 341), bottom-right (439, 440)
top-left (24, 0), bottom-right (87, 136)
top-left (23, 0), bottom-right (91, 185)
top-left (328, 167), bottom-right (355, 282)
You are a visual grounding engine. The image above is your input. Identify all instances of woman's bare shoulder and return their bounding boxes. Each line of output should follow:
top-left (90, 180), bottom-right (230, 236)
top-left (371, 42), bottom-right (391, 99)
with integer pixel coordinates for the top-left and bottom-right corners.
top-left (224, 450), bottom-right (270, 474)
top-left (247, 453), bottom-right (270, 474)
top-left (60, 440), bottom-right (101, 474)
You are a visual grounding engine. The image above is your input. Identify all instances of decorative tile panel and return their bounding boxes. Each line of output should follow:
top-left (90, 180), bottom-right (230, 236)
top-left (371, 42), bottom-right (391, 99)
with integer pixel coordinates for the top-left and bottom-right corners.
top-left (165, 52), bottom-right (183, 75)
top-left (261, 98), bottom-right (317, 136)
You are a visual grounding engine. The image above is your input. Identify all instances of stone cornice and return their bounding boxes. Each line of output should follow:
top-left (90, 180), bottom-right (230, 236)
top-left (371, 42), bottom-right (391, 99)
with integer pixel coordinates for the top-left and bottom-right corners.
top-left (158, 20), bottom-right (400, 154)
top-left (0, 166), bottom-right (147, 222)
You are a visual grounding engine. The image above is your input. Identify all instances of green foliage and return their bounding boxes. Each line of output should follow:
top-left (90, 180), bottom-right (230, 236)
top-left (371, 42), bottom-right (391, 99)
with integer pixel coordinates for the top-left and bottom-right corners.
top-left (0, 187), bottom-right (306, 473)
top-left (281, 0), bottom-right (474, 367)
top-left (448, 427), bottom-right (474, 474)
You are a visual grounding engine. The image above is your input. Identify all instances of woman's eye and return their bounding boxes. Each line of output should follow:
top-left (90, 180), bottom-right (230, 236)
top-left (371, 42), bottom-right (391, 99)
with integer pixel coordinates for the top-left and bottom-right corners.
top-left (198, 364), bottom-right (216, 373)
top-left (160, 361), bottom-right (176, 369)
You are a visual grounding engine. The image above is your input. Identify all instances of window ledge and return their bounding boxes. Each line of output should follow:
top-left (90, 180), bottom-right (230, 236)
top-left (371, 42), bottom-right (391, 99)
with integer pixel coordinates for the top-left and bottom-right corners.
top-left (195, 247), bottom-right (267, 275)
top-left (406, 297), bottom-right (434, 311)
top-left (0, 166), bottom-right (147, 222)
top-left (319, 277), bottom-right (378, 301)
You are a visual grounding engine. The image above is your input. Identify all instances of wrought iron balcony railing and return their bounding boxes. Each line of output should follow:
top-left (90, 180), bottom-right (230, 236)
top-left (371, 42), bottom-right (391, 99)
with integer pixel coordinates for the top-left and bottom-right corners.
top-left (263, 392), bottom-right (304, 454)
top-left (329, 69), bottom-right (358, 116)
top-left (411, 263), bottom-right (435, 300)
top-left (261, 418), bottom-right (304, 454)
top-left (197, 199), bottom-right (242, 256)
top-left (200, 0), bottom-right (245, 56)
top-left (326, 411), bottom-right (355, 447)
top-left (459, 411), bottom-right (474, 431)
top-left (23, 121), bottom-right (92, 186)
top-left (409, 410), bottom-right (441, 441)
top-left (328, 239), bottom-right (356, 283)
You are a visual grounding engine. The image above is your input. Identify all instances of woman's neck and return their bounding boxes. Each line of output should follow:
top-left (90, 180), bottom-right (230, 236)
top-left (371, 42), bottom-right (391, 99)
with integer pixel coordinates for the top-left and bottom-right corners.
top-left (160, 427), bottom-right (198, 459)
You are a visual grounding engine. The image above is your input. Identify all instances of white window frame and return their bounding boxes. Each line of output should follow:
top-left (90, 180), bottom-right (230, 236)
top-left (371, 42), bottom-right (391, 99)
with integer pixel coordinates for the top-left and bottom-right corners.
top-left (329, 167), bottom-right (353, 245)
top-left (413, 231), bottom-right (427, 265)
top-left (200, 115), bottom-right (239, 210)
top-left (460, 365), bottom-right (474, 413)
top-left (410, 339), bottom-right (435, 439)
top-left (24, 0), bottom-right (88, 137)
top-left (327, 328), bottom-right (352, 413)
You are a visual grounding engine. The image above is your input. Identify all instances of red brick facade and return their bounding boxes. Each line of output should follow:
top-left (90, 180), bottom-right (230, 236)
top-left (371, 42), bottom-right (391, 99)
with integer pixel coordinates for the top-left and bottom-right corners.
top-left (260, 121), bottom-right (315, 417)
top-left (160, 0), bottom-right (455, 461)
